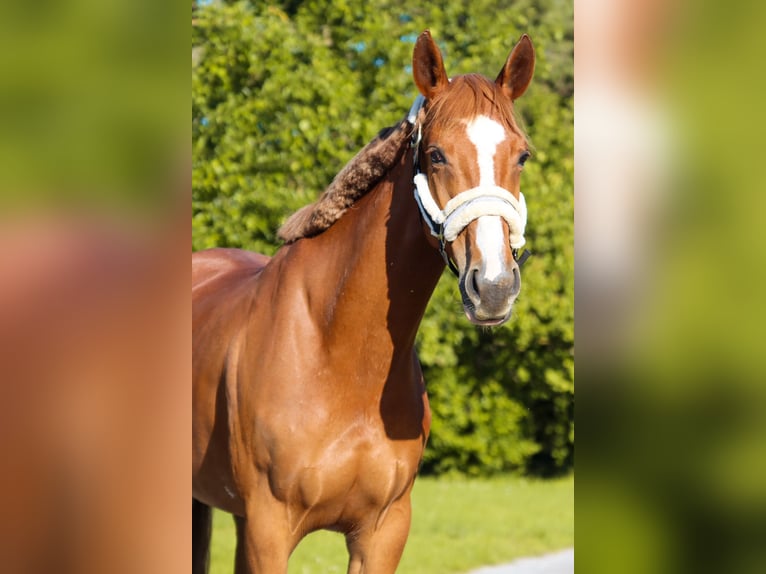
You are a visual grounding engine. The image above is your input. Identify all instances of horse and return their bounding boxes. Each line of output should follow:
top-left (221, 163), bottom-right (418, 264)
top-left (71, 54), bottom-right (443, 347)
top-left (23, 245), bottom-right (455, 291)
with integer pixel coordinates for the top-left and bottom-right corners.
top-left (192, 30), bottom-right (535, 574)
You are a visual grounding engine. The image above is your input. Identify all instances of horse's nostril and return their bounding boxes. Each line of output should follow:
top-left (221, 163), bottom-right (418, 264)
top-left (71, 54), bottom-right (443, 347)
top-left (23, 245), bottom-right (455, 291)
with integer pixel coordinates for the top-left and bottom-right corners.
top-left (511, 265), bottom-right (521, 296)
top-left (471, 268), bottom-right (481, 298)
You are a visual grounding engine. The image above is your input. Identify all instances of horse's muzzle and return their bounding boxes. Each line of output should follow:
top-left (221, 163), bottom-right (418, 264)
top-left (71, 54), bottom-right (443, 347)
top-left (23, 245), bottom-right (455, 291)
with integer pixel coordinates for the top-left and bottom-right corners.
top-left (460, 261), bottom-right (521, 326)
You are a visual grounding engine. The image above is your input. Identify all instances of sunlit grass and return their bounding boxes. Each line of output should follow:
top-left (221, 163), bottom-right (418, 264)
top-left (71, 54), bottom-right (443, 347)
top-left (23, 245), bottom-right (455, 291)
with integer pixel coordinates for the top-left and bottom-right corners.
top-left (209, 474), bottom-right (573, 574)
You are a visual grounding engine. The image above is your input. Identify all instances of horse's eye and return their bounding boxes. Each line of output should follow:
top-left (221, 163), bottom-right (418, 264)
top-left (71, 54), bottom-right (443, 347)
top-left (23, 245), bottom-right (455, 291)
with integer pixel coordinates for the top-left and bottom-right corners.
top-left (430, 149), bottom-right (446, 165)
top-left (518, 151), bottom-right (531, 167)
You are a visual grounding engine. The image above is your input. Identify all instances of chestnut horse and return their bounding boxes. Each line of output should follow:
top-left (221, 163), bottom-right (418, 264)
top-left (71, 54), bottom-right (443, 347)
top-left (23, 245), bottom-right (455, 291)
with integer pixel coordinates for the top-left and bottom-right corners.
top-left (193, 31), bottom-right (535, 574)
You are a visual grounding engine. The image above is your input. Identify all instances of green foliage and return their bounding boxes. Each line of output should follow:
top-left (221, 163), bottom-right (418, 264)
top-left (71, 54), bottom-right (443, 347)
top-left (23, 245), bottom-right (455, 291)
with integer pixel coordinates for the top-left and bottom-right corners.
top-left (192, 0), bottom-right (573, 475)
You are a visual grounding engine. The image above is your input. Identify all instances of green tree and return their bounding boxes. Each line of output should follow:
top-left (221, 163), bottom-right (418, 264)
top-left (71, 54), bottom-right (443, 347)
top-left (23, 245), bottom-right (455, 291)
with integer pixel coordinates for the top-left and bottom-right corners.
top-left (192, 0), bottom-right (573, 475)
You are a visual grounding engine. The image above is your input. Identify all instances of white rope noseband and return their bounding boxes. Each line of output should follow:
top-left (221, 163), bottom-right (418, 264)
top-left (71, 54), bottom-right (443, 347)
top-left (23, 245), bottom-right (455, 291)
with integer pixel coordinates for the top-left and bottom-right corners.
top-left (413, 174), bottom-right (527, 248)
top-left (408, 95), bottom-right (530, 274)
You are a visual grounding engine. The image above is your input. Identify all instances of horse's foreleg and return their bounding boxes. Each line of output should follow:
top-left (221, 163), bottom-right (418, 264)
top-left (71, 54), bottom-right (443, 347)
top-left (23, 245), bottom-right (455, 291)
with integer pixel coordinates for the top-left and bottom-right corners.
top-left (233, 499), bottom-right (293, 574)
top-left (345, 494), bottom-right (413, 574)
top-left (192, 498), bottom-right (212, 574)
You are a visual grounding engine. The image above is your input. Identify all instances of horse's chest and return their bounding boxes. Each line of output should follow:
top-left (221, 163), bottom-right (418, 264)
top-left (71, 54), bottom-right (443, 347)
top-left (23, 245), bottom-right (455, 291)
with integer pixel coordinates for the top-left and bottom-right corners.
top-left (269, 424), bottom-right (423, 532)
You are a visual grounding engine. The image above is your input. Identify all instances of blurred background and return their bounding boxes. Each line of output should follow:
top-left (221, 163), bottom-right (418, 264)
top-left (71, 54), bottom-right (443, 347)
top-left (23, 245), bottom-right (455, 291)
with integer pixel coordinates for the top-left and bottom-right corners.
top-left (576, 0), bottom-right (766, 572)
top-left (0, 0), bottom-right (189, 572)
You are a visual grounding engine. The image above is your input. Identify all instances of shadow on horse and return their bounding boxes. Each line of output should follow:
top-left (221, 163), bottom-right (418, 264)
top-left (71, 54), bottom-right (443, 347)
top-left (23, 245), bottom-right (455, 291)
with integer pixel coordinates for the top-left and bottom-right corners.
top-left (193, 30), bottom-right (535, 574)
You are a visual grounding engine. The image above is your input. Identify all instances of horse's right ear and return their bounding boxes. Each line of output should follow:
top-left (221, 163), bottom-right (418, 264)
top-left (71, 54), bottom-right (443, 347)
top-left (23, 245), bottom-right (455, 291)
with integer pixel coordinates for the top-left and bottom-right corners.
top-left (496, 34), bottom-right (535, 101)
top-left (413, 30), bottom-right (449, 99)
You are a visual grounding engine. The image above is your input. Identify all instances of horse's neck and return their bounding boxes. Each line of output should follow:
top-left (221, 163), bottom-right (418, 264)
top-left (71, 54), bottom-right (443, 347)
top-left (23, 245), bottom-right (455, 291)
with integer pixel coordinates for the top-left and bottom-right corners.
top-left (290, 149), bottom-right (444, 357)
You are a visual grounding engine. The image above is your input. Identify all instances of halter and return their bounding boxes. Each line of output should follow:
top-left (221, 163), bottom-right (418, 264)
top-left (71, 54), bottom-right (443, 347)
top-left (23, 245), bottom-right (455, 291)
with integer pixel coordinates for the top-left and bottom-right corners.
top-left (407, 95), bottom-right (531, 277)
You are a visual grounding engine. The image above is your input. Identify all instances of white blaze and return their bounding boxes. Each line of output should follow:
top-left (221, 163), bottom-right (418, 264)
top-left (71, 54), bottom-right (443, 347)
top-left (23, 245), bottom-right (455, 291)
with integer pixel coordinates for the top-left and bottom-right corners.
top-left (466, 116), bottom-right (507, 281)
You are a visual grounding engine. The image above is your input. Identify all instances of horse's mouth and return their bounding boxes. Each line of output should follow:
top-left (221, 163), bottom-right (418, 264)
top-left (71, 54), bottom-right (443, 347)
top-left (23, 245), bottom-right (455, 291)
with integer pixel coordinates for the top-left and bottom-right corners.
top-left (462, 302), bottom-right (512, 327)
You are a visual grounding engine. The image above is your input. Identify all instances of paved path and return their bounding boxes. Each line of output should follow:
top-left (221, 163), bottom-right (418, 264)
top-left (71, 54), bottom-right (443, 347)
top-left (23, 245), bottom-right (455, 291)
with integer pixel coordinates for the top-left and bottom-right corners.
top-left (467, 548), bottom-right (573, 574)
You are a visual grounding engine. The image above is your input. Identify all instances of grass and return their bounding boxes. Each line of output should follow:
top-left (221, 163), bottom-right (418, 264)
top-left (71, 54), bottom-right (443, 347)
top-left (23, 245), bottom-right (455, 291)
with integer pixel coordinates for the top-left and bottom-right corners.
top-left (209, 474), bottom-right (573, 574)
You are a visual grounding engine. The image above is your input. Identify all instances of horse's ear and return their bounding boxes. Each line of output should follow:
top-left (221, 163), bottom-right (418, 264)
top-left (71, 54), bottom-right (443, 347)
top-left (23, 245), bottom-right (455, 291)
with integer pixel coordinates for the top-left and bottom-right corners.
top-left (413, 30), bottom-right (449, 99)
top-left (496, 34), bottom-right (535, 101)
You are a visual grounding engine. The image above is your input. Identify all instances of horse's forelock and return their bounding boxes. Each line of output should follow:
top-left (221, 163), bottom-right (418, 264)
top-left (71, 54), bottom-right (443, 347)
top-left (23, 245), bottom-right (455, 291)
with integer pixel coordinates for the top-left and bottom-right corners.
top-left (424, 74), bottom-right (525, 140)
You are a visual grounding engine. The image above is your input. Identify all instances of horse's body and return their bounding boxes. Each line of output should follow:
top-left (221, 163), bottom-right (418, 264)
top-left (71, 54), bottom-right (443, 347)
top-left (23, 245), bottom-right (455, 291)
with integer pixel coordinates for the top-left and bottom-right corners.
top-left (193, 31), bottom-right (535, 573)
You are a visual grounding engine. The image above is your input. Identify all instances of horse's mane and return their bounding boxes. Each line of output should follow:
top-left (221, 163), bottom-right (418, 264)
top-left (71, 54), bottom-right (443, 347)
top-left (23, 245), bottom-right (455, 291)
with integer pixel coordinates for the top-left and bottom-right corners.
top-left (278, 117), bottom-right (413, 243)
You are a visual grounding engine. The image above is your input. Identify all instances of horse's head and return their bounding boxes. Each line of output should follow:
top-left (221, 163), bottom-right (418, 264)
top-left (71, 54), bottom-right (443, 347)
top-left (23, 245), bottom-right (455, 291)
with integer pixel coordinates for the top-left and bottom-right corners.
top-left (410, 31), bottom-right (535, 326)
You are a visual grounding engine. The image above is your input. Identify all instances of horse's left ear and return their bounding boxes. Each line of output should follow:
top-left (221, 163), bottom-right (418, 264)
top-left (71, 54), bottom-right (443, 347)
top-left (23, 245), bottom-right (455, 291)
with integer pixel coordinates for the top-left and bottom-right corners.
top-left (496, 34), bottom-right (535, 101)
top-left (413, 30), bottom-right (449, 99)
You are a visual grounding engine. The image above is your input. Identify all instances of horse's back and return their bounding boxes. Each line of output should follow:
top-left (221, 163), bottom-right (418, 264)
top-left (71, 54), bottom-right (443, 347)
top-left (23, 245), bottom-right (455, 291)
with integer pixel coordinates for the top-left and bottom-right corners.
top-left (192, 247), bottom-right (270, 291)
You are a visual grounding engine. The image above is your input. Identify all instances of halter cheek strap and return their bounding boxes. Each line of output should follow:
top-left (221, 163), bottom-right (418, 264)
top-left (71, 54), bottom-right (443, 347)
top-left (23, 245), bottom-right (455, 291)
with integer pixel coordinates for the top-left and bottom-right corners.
top-left (408, 97), bottom-right (531, 277)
